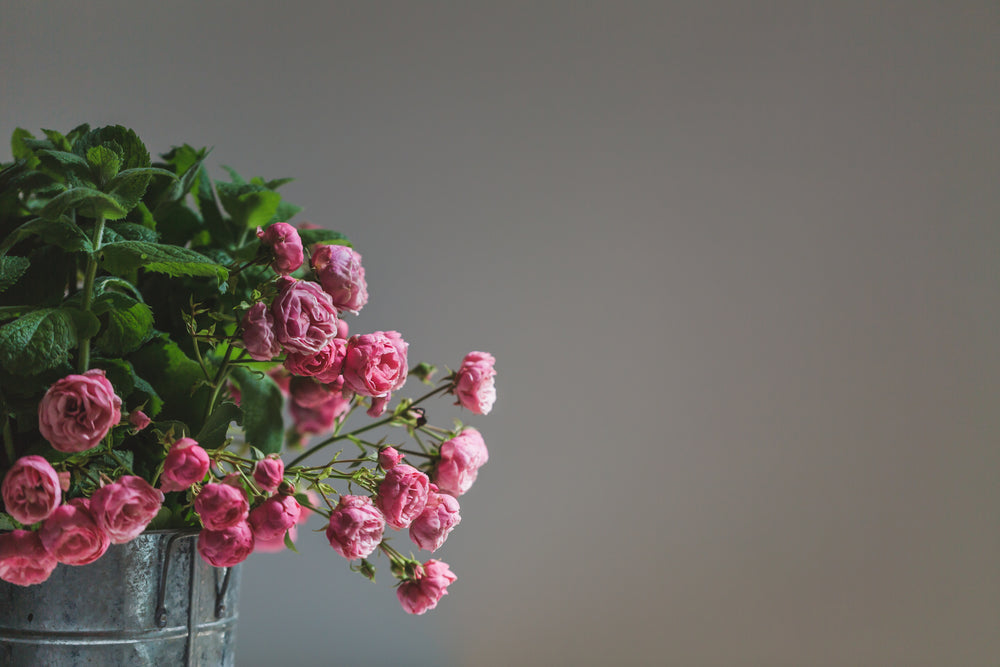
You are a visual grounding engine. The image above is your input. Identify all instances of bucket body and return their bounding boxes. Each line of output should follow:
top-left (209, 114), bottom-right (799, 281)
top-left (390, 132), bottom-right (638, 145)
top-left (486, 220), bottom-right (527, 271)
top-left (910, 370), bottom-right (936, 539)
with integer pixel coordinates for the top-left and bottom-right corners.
top-left (0, 530), bottom-right (241, 666)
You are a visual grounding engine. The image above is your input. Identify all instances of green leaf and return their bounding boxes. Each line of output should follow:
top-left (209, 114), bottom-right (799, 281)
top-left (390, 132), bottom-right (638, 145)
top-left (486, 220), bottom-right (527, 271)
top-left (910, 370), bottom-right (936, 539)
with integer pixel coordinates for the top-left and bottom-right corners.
top-left (216, 181), bottom-right (282, 230)
top-left (100, 241), bottom-right (229, 281)
top-left (39, 186), bottom-right (129, 221)
top-left (195, 166), bottom-right (232, 246)
top-left (86, 145), bottom-right (123, 185)
top-left (221, 165), bottom-right (246, 185)
top-left (104, 222), bottom-right (159, 244)
top-left (0, 513), bottom-right (17, 531)
top-left (41, 129), bottom-right (71, 152)
top-left (35, 149), bottom-right (93, 184)
top-left (283, 530), bottom-right (300, 554)
top-left (0, 256), bottom-right (30, 294)
top-left (269, 201), bottom-right (302, 225)
top-left (93, 291), bottom-right (154, 354)
top-left (0, 307), bottom-right (97, 375)
top-left (230, 366), bottom-right (284, 455)
top-left (73, 125), bottom-right (150, 171)
top-left (2, 246), bottom-right (70, 306)
top-left (196, 400), bottom-right (243, 449)
top-left (128, 334), bottom-right (210, 431)
top-left (11, 128), bottom-right (36, 161)
top-left (95, 357), bottom-right (164, 416)
top-left (297, 228), bottom-right (351, 248)
top-left (1, 216), bottom-right (94, 253)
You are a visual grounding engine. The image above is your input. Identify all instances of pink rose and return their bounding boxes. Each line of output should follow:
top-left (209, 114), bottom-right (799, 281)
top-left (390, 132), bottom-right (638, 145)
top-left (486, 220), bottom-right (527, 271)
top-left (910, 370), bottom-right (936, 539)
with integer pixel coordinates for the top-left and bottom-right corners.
top-left (336, 318), bottom-right (349, 340)
top-left (252, 455), bottom-right (285, 493)
top-left (38, 499), bottom-right (110, 566)
top-left (38, 369), bottom-right (122, 453)
top-left (378, 447), bottom-right (403, 471)
top-left (325, 495), bottom-right (385, 559)
top-left (1, 455), bottom-right (61, 525)
top-left (257, 222), bottom-right (304, 274)
top-left (434, 428), bottom-right (489, 497)
top-left (0, 530), bottom-right (58, 586)
top-left (341, 331), bottom-right (408, 398)
top-left (160, 437), bottom-right (211, 492)
top-left (289, 377), bottom-right (352, 434)
top-left (197, 521), bottom-right (255, 567)
top-left (311, 244), bottom-right (369, 314)
top-left (241, 302), bottom-right (282, 361)
top-left (409, 487), bottom-right (461, 552)
top-left (376, 464), bottom-right (429, 530)
top-left (270, 277), bottom-right (340, 355)
top-left (454, 351), bottom-right (497, 415)
top-left (129, 410), bottom-right (151, 431)
top-left (396, 560), bottom-right (457, 615)
top-left (194, 482), bottom-right (250, 531)
top-left (249, 494), bottom-right (301, 541)
top-left (90, 476), bottom-right (164, 544)
top-left (283, 337), bottom-right (346, 382)
top-left (254, 524), bottom-right (297, 553)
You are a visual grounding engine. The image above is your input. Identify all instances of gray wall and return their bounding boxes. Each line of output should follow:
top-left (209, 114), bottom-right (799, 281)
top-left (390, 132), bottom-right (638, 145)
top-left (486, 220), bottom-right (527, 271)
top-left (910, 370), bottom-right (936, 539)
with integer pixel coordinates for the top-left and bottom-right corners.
top-left (2, 2), bottom-right (998, 665)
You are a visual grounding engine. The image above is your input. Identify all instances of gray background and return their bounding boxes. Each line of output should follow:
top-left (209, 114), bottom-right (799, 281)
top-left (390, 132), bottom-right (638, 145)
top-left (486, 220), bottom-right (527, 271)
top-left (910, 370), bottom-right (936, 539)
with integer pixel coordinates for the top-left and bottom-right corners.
top-left (2, 2), bottom-right (998, 665)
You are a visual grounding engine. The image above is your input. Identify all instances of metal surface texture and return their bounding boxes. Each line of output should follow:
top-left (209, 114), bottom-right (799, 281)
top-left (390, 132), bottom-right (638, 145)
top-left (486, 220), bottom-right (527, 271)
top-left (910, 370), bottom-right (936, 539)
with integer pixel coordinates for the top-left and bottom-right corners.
top-left (0, 530), bottom-right (241, 666)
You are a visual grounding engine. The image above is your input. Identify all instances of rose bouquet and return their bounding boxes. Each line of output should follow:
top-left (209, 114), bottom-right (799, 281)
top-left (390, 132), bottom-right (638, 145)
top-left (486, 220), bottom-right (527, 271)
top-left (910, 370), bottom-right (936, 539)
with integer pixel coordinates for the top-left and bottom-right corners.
top-left (0, 124), bottom-right (496, 615)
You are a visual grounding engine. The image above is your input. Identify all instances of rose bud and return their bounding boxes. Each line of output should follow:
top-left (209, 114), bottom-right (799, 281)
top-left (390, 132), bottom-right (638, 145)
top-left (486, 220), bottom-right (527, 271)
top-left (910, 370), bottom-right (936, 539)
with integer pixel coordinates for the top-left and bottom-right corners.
top-left (57, 471), bottom-right (71, 492)
top-left (90, 476), bottom-right (164, 544)
top-left (38, 369), bottom-right (122, 453)
top-left (376, 464), bottom-right (430, 530)
top-left (241, 302), bottom-right (282, 361)
top-left (252, 455), bottom-right (285, 493)
top-left (341, 331), bottom-right (408, 398)
top-left (310, 244), bottom-right (369, 315)
top-left (129, 409), bottom-right (151, 431)
top-left (39, 499), bottom-right (110, 566)
top-left (1, 455), bottom-right (62, 525)
top-left (194, 482), bottom-right (250, 531)
top-left (366, 395), bottom-right (389, 418)
top-left (409, 487), bottom-right (461, 552)
top-left (378, 447), bottom-right (403, 471)
top-left (160, 437), bottom-right (211, 492)
top-left (434, 428), bottom-right (489, 497)
top-left (270, 277), bottom-right (340, 355)
top-left (197, 521), bottom-right (255, 567)
top-left (257, 222), bottom-right (304, 274)
top-left (396, 560), bottom-right (457, 615)
top-left (454, 351), bottom-right (497, 415)
top-left (0, 530), bottom-right (58, 586)
top-left (249, 495), bottom-right (301, 542)
top-left (283, 337), bottom-right (346, 382)
top-left (325, 495), bottom-right (385, 560)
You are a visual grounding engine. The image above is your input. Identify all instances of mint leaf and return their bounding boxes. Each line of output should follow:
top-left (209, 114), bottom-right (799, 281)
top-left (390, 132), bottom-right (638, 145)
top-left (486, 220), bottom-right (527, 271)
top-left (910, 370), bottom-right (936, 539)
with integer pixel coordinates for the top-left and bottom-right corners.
top-left (230, 366), bottom-right (284, 455)
top-left (86, 145), bottom-right (123, 185)
top-left (35, 149), bottom-right (93, 184)
top-left (216, 181), bottom-right (281, 230)
top-left (297, 228), bottom-right (351, 248)
top-left (100, 241), bottom-right (229, 281)
top-left (128, 335), bottom-right (210, 432)
top-left (0, 256), bottom-right (30, 293)
top-left (93, 291), bottom-right (154, 353)
top-left (40, 186), bottom-right (129, 221)
top-left (196, 400), bottom-right (243, 449)
top-left (41, 129), bottom-right (71, 151)
top-left (0, 307), bottom-right (97, 375)
top-left (73, 126), bottom-right (150, 171)
top-left (1, 216), bottom-right (94, 253)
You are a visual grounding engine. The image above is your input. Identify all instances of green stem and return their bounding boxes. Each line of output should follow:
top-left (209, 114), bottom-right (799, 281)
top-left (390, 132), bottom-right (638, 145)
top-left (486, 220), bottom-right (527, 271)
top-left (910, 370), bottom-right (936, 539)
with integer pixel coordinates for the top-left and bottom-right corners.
top-left (205, 345), bottom-right (236, 423)
top-left (397, 447), bottom-right (434, 459)
top-left (2, 414), bottom-right (15, 466)
top-left (77, 214), bottom-right (107, 373)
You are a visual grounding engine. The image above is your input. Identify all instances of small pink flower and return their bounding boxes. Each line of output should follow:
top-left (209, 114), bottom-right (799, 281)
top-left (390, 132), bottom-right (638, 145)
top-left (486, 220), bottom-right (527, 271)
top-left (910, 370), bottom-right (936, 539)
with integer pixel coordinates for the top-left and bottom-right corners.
top-left (257, 222), bottom-right (304, 274)
top-left (249, 494), bottom-right (301, 541)
top-left (38, 369), bottom-right (122, 453)
top-left (0, 530), bottom-right (58, 586)
top-left (409, 487), bottom-right (461, 552)
top-left (283, 337), bottom-right (346, 382)
top-left (194, 482), bottom-right (249, 531)
top-left (90, 476), bottom-right (164, 544)
top-left (129, 410), bottom-right (151, 431)
top-left (252, 455), bottom-right (285, 493)
top-left (396, 560), bottom-right (457, 615)
top-left (325, 495), bottom-right (385, 559)
top-left (241, 302), bottom-right (282, 361)
top-left (378, 447), bottom-right (403, 471)
top-left (376, 464), bottom-right (430, 530)
top-left (38, 499), bottom-right (110, 566)
top-left (57, 471), bottom-right (71, 492)
top-left (454, 351), bottom-right (497, 415)
top-left (1, 455), bottom-right (62, 525)
top-left (197, 522), bottom-right (255, 567)
top-left (341, 331), bottom-right (408, 398)
top-left (270, 277), bottom-right (340, 355)
top-left (160, 438), bottom-right (210, 492)
top-left (434, 428), bottom-right (489, 497)
top-left (366, 395), bottom-right (389, 418)
top-left (311, 244), bottom-right (369, 314)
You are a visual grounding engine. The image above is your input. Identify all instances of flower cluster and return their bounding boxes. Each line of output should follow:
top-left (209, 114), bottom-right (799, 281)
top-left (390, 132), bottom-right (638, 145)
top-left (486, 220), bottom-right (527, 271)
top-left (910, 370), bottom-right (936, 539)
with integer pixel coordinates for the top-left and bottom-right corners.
top-left (0, 126), bottom-right (496, 615)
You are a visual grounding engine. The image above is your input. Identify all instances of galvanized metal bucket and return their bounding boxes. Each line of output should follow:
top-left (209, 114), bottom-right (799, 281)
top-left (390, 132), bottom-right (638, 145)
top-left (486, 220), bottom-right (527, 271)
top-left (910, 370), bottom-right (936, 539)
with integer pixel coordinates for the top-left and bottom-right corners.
top-left (0, 530), bottom-right (241, 666)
